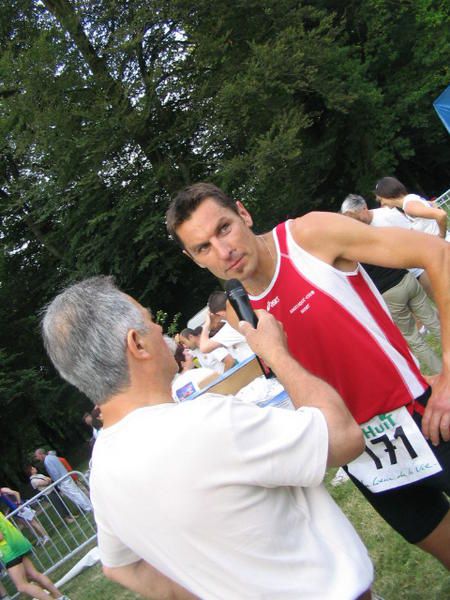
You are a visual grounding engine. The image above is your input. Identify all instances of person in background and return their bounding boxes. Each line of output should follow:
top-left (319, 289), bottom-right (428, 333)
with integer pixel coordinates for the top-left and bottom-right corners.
top-left (171, 345), bottom-right (219, 401)
top-left (340, 194), bottom-right (442, 374)
top-left (199, 291), bottom-right (254, 363)
top-left (83, 410), bottom-right (102, 450)
top-left (375, 176), bottom-right (449, 240)
top-left (0, 511), bottom-right (69, 600)
top-left (179, 326), bottom-right (235, 373)
top-left (47, 452), bottom-right (78, 481)
top-left (341, 192), bottom-right (434, 297)
top-left (24, 466), bottom-right (75, 525)
top-left (0, 488), bottom-right (49, 546)
top-left (33, 449), bottom-right (92, 513)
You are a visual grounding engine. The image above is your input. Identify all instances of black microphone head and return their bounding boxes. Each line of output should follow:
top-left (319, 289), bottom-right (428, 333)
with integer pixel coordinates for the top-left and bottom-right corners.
top-left (224, 279), bottom-right (244, 294)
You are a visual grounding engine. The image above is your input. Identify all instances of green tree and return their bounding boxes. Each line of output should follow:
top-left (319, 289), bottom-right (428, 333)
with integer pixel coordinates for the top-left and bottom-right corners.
top-left (1, 0), bottom-right (449, 481)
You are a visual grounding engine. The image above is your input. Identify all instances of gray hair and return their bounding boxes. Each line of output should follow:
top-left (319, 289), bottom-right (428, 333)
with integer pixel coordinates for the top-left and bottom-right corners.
top-left (340, 194), bottom-right (368, 214)
top-left (41, 276), bottom-right (149, 405)
top-left (163, 334), bottom-right (177, 354)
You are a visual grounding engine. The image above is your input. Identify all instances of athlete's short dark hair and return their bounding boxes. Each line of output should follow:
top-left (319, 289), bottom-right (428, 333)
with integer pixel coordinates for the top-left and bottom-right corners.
top-left (166, 183), bottom-right (239, 247)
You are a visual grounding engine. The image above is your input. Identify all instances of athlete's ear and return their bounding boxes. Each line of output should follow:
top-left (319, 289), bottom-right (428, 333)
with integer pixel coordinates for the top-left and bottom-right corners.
top-left (182, 248), bottom-right (207, 268)
top-left (236, 200), bottom-right (253, 228)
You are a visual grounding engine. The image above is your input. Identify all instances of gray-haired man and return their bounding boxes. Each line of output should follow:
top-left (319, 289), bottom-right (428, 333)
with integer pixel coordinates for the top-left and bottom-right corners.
top-left (41, 276), bottom-right (373, 599)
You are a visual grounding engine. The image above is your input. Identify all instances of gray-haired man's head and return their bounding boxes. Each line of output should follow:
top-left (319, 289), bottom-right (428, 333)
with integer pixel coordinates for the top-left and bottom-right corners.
top-left (340, 194), bottom-right (372, 225)
top-left (41, 276), bottom-right (149, 405)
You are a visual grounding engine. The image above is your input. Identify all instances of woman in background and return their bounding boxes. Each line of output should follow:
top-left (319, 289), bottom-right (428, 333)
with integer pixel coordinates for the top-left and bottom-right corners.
top-left (375, 176), bottom-right (449, 239)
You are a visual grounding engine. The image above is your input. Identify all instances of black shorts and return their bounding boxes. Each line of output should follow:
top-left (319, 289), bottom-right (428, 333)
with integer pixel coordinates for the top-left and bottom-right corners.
top-left (345, 387), bottom-right (450, 544)
top-left (5, 551), bottom-right (31, 569)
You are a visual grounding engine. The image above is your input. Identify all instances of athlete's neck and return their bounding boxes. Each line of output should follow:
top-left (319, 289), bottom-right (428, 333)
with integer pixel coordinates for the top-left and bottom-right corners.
top-left (244, 233), bottom-right (276, 296)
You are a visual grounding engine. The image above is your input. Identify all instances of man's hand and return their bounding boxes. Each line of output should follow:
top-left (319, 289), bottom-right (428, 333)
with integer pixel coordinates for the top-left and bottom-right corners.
top-left (241, 309), bottom-right (364, 466)
top-left (238, 309), bottom-right (288, 370)
top-left (422, 373), bottom-right (450, 445)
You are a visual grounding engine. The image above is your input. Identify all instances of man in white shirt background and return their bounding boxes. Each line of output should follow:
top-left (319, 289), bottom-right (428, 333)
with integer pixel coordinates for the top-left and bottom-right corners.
top-left (199, 290), bottom-right (254, 363)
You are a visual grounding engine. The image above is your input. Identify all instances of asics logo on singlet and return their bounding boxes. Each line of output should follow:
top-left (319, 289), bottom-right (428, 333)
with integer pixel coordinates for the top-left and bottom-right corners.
top-left (267, 296), bottom-right (280, 311)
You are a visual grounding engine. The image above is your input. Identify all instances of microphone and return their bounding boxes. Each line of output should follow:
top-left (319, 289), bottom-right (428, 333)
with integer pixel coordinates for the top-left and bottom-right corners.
top-left (225, 279), bottom-right (274, 378)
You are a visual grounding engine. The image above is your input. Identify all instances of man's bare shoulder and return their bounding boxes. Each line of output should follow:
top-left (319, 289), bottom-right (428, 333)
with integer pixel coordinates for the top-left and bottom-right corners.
top-left (290, 211), bottom-right (350, 250)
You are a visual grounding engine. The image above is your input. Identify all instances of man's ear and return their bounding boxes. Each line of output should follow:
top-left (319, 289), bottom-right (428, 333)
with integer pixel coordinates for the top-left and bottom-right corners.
top-left (127, 329), bottom-right (151, 360)
top-left (235, 200), bottom-right (253, 228)
top-left (182, 248), bottom-right (207, 268)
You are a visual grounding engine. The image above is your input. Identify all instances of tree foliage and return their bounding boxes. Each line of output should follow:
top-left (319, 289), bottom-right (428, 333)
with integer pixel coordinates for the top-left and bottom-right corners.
top-left (1, 0), bottom-right (449, 483)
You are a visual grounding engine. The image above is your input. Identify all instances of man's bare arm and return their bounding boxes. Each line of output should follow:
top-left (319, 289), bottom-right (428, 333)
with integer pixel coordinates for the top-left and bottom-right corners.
top-left (405, 200), bottom-right (448, 239)
top-left (292, 212), bottom-right (450, 445)
top-left (239, 310), bottom-right (364, 467)
top-left (103, 560), bottom-right (198, 600)
top-left (198, 312), bottom-right (223, 353)
top-left (0, 487), bottom-right (20, 504)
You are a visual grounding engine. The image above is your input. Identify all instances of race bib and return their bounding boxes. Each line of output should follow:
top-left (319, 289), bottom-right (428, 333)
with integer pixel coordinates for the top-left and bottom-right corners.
top-left (346, 407), bottom-right (442, 493)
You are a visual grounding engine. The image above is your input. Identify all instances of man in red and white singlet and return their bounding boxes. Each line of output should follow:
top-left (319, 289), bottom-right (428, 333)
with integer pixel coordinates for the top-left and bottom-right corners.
top-left (168, 182), bottom-right (450, 570)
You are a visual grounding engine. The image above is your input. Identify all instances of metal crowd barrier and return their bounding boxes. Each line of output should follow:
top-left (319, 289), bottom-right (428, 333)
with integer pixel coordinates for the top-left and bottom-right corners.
top-left (435, 187), bottom-right (450, 212)
top-left (1, 471), bottom-right (96, 599)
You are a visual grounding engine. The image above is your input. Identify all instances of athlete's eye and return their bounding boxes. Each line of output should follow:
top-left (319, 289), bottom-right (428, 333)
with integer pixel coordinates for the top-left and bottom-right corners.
top-left (196, 243), bottom-right (210, 255)
top-left (219, 222), bottom-right (231, 234)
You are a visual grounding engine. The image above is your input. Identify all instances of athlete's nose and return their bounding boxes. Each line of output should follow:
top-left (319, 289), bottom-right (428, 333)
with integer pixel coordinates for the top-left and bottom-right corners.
top-left (212, 238), bottom-right (232, 260)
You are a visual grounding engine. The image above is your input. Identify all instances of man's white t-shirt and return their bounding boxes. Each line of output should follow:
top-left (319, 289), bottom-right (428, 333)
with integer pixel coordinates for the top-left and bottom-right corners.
top-left (91, 398), bottom-right (373, 599)
top-left (211, 321), bottom-right (254, 363)
top-left (370, 207), bottom-right (411, 229)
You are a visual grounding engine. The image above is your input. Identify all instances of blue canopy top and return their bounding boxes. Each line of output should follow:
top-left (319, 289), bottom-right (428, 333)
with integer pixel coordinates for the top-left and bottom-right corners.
top-left (434, 85), bottom-right (450, 134)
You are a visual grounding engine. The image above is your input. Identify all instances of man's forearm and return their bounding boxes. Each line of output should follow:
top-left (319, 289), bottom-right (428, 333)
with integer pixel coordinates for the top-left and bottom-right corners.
top-left (198, 324), bottom-right (221, 353)
top-left (103, 560), bottom-right (197, 599)
top-left (424, 242), bottom-right (450, 371)
top-left (436, 209), bottom-right (448, 239)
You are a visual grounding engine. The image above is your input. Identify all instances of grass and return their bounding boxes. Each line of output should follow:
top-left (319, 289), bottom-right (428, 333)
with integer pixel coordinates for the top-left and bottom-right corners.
top-left (325, 470), bottom-right (450, 600)
top-left (62, 563), bottom-right (141, 600)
